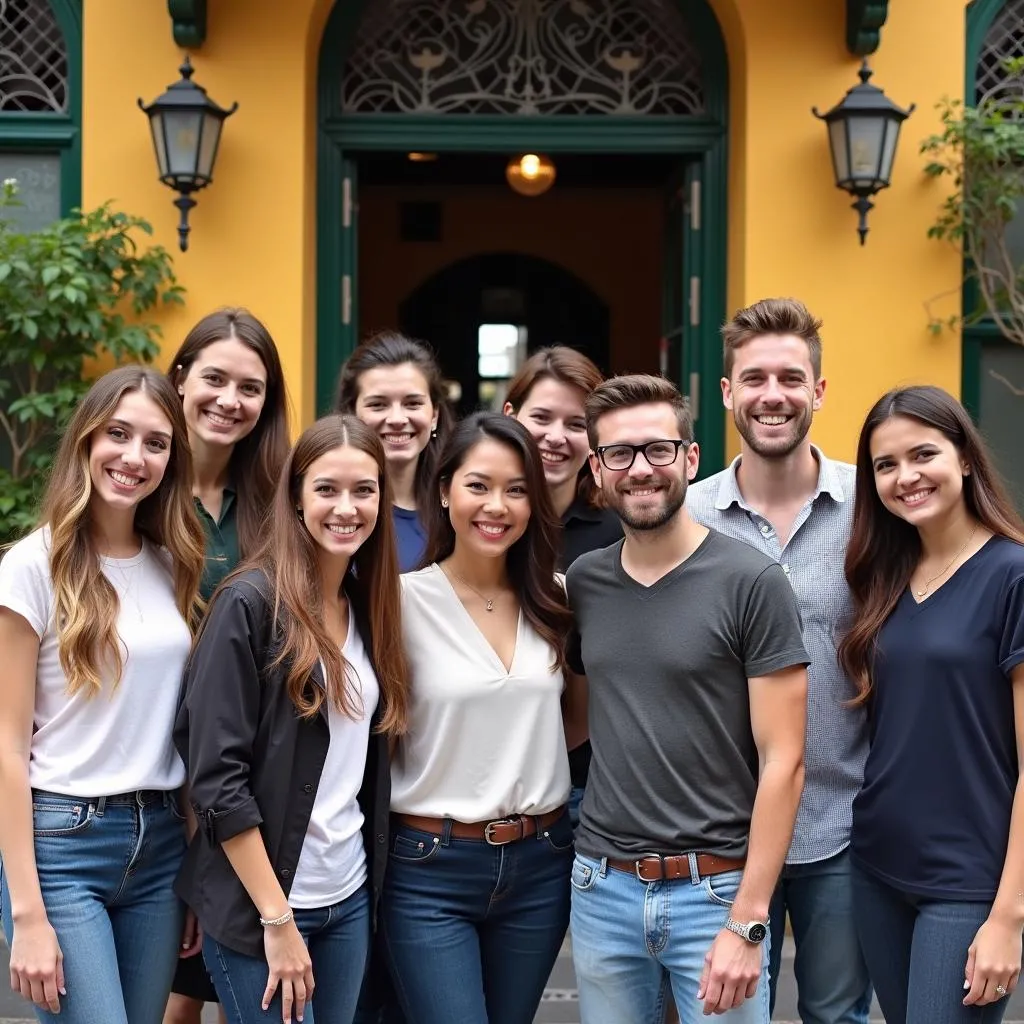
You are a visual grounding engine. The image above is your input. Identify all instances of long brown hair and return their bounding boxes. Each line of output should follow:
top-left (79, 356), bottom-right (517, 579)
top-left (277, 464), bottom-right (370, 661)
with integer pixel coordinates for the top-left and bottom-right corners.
top-left (40, 366), bottom-right (205, 697)
top-left (231, 415), bottom-right (408, 734)
top-left (839, 385), bottom-right (1024, 703)
top-left (334, 330), bottom-right (454, 513)
top-left (504, 345), bottom-right (605, 508)
top-left (168, 308), bottom-right (290, 558)
top-left (421, 412), bottom-right (572, 671)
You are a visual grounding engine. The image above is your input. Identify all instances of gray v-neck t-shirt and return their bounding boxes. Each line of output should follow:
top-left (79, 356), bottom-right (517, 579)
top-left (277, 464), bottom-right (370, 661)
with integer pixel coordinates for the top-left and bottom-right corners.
top-left (567, 530), bottom-right (808, 861)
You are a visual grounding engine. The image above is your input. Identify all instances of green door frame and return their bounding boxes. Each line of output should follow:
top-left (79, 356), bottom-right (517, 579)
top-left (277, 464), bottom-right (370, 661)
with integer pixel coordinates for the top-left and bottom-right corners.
top-left (316, 0), bottom-right (729, 471)
top-left (961, 0), bottom-right (1013, 419)
top-left (0, 0), bottom-right (83, 216)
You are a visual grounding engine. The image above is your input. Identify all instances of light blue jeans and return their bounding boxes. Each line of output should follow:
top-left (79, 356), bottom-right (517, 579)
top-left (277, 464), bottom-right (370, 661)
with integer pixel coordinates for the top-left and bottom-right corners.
top-left (569, 853), bottom-right (770, 1024)
top-left (768, 849), bottom-right (872, 1024)
top-left (204, 884), bottom-right (370, 1024)
top-left (1, 789), bottom-right (187, 1024)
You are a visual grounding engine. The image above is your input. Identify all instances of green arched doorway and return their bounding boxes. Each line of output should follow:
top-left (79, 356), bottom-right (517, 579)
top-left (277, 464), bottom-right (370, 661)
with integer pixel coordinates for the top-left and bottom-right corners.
top-left (316, 0), bottom-right (730, 469)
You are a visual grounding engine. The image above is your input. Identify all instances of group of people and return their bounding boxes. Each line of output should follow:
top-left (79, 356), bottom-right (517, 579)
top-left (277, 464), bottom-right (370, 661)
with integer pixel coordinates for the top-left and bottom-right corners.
top-left (0, 297), bottom-right (1021, 1024)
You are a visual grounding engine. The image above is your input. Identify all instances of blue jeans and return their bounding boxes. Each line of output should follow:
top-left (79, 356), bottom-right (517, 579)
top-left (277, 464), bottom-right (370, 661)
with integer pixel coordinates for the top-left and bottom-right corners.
top-left (569, 853), bottom-right (770, 1024)
top-left (204, 884), bottom-right (370, 1024)
top-left (380, 813), bottom-right (573, 1024)
top-left (0, 789), bottom-right (186, 1024)
top-left (767, 849), bottom-right (872, 1024)
top-left (852, 863), bottom-right (1007, 1024)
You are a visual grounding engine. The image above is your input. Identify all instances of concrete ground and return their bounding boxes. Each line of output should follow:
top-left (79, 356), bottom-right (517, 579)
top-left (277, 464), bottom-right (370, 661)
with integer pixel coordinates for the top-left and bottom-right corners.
top-left (3, 937), bottom-right (1024, 1023)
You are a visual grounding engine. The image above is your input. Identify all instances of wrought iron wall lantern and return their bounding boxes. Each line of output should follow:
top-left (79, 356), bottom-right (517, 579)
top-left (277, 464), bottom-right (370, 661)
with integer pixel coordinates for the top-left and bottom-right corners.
top-left (813, 61), bottom-right (914, 245)
top-left (138, 57), bottom-right (237, 252)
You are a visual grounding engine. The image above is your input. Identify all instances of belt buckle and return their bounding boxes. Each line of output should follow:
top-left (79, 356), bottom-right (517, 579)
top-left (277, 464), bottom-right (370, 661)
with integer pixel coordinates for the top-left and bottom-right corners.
top-left (634, 854), bottom-right (664, 882)
top-left (484, 817), bottom-right (519, 846)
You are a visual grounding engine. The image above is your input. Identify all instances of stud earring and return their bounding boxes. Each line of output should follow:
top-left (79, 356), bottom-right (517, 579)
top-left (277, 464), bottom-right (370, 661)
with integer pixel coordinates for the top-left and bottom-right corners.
top-left (441, 498), bottom-right (449, 508)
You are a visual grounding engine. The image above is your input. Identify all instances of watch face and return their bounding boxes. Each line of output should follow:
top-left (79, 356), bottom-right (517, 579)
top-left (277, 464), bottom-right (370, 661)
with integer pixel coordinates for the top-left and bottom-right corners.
top-left (748, 923), bottom-right (767, 943)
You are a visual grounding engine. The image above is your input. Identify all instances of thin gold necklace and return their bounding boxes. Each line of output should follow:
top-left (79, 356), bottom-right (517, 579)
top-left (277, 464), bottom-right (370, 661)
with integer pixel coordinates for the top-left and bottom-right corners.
top-left (915, 525), bottom-right (978, 597)
top-left (444, 565), bottom-right (499, 612)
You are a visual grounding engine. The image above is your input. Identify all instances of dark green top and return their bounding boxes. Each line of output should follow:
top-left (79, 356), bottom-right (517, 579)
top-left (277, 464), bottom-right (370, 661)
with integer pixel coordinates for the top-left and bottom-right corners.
top-left (195, 486), bottom-right (240, 602)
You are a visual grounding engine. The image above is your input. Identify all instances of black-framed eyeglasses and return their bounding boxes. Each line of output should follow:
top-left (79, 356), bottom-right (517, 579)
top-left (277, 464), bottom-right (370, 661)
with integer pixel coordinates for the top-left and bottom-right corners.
top-left (593, 439), bottom-right (691, 471)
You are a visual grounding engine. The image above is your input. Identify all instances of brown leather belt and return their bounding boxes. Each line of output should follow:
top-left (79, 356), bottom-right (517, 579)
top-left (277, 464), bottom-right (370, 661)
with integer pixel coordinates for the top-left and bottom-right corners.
top-left (395, 807), bottom-right (566, 847)
top-left (608, 853), bottom-right (745, 882)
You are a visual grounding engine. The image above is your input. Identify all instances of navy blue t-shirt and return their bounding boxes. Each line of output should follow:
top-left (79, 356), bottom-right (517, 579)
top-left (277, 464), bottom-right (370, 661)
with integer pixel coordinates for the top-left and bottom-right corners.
top-left (392, 505), bottom-right (427, 573)
top-left (851, 536), bottom-right (1024, 899)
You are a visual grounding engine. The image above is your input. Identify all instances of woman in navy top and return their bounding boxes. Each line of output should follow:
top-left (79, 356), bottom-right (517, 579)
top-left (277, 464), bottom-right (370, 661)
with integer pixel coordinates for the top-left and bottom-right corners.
top-left (839, 385), bottom-right (1024, 1024)
top-left (335, 332), bottom-right (453, 571)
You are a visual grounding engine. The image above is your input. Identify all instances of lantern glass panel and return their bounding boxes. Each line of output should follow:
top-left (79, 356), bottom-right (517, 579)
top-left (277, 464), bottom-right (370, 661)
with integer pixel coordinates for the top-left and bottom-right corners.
top-left (163, 110), bottom-right (203, 179)
top-left (827, 120), bottom-right (850, 185)
top-left (878, 117), bottom-right (902, 186)
top-left (846, 115), bottom-right (886, 190)
top-left (196, 112), bottom-right (223, 183)
top-left (148, 112), bottom-right (169, 179)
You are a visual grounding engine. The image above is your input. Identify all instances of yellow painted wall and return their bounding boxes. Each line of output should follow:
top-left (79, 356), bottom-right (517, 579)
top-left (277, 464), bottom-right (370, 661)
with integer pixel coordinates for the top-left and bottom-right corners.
top-left (709, 0), bottom-right (968, 462)
top-left (82, 0), bottom-right (969, 460)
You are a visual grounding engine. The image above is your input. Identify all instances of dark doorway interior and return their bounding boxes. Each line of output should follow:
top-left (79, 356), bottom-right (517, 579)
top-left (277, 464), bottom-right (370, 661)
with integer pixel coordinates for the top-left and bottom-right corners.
top-left (400, 253), bottom-right (610, 418)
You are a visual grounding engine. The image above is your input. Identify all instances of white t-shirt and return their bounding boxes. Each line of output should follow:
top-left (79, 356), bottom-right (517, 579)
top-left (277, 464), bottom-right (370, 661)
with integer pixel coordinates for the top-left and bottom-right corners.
top-left (289, 615), bottom-right (379, 909)
top-left (0, 528), bottom-right (190, 796)
top-left (390, 564), bottom-right (571, 820)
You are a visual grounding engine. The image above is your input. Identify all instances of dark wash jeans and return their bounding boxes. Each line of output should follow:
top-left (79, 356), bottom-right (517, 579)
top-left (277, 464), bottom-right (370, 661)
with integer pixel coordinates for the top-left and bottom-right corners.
top-left (852, 862), bottom-right (1008, 1024)
top-left (767, 849), bottom-right (872, 1024)
top-left (204, 883), bottom-right (370, 1024)
top-left (380, 812), bottom-right (573, 1024)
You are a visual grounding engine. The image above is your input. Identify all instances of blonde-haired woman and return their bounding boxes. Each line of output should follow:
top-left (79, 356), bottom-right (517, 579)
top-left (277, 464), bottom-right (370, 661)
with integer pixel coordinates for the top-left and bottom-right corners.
top-left (0, 366), bottom-right (205, 1024)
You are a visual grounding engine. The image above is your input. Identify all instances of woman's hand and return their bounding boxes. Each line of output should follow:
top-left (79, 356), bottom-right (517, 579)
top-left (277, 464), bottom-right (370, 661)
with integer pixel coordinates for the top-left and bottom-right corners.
top-left (964, 912), bottom-right (1023, 1006)
top-left (8, 911), bottom-right (65, 1014)
top-left (263, 918), bottom-right (314, 1023)
top-left (180, 907), bottom-right (203, 959)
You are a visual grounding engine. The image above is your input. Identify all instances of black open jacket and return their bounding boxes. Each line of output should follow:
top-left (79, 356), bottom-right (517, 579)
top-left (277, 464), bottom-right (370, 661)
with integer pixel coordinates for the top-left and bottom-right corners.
top-left (173, 568), bottom-right (390, 958)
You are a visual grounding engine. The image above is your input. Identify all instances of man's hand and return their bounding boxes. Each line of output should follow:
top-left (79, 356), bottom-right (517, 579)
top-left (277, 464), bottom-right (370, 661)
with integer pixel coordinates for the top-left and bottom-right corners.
top-left (697, 928), bottom-right (762, 1015)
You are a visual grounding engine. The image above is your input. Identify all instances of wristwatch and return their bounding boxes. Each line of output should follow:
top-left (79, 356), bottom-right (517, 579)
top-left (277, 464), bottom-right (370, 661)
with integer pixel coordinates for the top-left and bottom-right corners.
top-left (725, 918), bottom-right (768, 944)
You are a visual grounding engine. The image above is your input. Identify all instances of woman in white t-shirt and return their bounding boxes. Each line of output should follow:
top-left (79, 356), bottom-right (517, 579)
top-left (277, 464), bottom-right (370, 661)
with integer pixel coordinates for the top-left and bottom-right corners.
top-left (382, 412), bottom-right (586, 1024)
top-left (175, 415), bottom-right (409, 1024)
top-left (0, 366), bottom-right (205, 1024)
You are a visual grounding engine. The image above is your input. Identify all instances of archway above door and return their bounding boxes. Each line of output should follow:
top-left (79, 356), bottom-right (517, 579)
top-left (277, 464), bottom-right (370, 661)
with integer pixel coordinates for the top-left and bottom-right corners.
top-left (316, 0), bottom-right (729, 471)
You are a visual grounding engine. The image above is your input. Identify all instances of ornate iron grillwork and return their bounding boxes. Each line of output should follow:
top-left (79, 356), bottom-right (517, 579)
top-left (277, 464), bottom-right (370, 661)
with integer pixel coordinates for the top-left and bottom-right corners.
top-left (976, 0), bottom-right (1024, 105)
top-left (341, 0), bottom-right (704, 116)
top-left (0, 0), bottom-right (67, 112)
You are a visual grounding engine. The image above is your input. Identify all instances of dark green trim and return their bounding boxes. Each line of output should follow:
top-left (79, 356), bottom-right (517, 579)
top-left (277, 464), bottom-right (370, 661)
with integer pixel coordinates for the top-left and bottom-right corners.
top-left (846, 1), bottom-right (891, 56)
top-left (961, 0), bottom-right (1008, 418)
top-left (0, 0), bottom-right (82, 216)
top-left (315, 0), bottom-right (729, 469)
top-left (168, 0), bottom-right (208, 49)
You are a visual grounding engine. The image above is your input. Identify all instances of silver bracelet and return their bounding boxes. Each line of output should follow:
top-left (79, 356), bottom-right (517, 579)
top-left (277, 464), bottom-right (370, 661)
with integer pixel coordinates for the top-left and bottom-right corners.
top-left (259, 909), bottom-right (294, 928)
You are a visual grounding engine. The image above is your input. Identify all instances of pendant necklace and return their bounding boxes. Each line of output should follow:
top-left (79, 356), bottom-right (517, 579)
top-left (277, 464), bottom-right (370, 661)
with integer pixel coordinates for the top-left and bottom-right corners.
top-left (445, 566), bottom-right (498, 612)
top-left (915, 525), bottom-right (977, 597)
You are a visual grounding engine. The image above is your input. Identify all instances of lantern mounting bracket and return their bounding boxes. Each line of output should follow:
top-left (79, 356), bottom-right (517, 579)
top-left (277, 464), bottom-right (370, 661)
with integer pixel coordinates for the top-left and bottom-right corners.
top-left (846, 0), bottom-right (891, 57)
top-left (168, 0), bottom-right (207, 49)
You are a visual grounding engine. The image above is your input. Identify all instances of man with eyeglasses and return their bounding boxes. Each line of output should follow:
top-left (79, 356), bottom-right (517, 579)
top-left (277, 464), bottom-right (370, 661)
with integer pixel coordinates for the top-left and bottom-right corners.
top-left (565, 373), bottom-right (809, 1024)
top-left (687, 299), bottom-right (870, 1024)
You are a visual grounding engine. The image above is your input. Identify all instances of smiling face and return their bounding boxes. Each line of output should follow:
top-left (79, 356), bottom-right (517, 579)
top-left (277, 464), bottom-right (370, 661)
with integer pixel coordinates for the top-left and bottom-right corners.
top-left (300, 445), bottom-right (381, 565)
top-left (88, 389), bottom-right (173, 514)
top-left (353, 363), bottom-right (439, 470)
top-left (869, 414), bottom-right (969, 530)
top-left (442, 438), bottom-right (531, 561)
top-left (505, 377), bottom-right (589, 492)
top-left (591, 402), bottom-right (698, 533)
top-left (178, 337), bottom-right (268, 450)
top-left (722, 334), bottom-right (824, 459)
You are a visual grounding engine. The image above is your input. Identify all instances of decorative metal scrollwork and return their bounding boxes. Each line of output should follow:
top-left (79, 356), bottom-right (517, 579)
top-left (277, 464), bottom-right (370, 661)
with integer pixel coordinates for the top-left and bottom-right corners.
top-left (976, 0), bottom-right (1024, 105)
top-left (342, 0), bottom-right (704, 116)
top-left (0, 0), bottom-right (67, 112)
